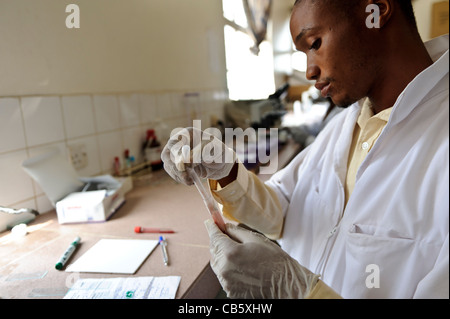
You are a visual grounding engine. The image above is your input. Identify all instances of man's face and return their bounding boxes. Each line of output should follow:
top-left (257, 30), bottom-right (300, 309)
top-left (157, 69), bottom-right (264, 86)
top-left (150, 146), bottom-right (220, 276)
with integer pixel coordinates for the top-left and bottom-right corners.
top-left (290, 1), bottom-right (379, 107)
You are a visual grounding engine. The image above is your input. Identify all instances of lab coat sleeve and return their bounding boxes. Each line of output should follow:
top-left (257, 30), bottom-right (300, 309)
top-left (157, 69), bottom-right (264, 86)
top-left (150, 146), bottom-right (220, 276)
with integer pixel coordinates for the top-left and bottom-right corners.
top-left (264, 143), bottom-right (311, 215)
top-left (209, 161), bottom-right (284, 240)
top-left (413, 234), bottom-right (449, 299)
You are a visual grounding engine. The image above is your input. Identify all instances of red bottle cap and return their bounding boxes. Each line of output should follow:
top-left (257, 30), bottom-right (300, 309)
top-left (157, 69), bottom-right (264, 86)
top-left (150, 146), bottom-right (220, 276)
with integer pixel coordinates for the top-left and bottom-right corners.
top-left (146, 129), bottom-right (155, 139)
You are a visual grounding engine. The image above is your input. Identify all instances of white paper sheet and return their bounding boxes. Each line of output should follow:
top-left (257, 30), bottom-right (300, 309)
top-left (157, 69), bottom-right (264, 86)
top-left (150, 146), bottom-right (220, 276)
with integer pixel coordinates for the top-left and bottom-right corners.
top-left (63, 276), bottom-right (181, 299)
top-left (65, 239), bottom-right (158, 274)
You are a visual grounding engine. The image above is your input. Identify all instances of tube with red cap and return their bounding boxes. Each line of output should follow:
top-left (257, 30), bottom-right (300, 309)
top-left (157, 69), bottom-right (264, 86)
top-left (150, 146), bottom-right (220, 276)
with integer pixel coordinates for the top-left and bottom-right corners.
top-left (134, 226), bottom-right (175, 234)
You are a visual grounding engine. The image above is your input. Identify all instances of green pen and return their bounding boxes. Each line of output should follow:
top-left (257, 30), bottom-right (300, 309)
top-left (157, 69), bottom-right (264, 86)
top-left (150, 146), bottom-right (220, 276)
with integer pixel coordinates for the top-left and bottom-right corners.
top-left (55, 236), bottom-right (81, 270)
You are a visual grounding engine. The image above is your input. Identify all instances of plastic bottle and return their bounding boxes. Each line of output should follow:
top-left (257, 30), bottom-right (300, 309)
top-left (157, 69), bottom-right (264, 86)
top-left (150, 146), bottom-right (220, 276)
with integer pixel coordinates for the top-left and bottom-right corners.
top-left (114, 156), bottom-right (121, 176)
top-left (144, 129), bottom-right (163, 170)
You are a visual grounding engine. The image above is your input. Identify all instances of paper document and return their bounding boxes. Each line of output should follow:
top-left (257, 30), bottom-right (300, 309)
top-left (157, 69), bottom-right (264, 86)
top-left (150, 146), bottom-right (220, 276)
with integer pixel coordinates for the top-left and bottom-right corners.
top-left (63, 276), bottom-right (181, 299)
top-left (66, 239), bottom-right (158, 274)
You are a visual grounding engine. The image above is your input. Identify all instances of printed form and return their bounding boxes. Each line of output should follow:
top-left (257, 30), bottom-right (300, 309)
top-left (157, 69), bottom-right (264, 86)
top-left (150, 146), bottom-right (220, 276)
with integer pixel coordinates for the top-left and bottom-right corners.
top-left (64, 276), bottom-right (181, 299)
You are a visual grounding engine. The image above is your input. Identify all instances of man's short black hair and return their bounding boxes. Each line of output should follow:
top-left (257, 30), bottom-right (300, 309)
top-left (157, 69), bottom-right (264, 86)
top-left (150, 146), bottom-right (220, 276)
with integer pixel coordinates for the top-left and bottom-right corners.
top-left (293, 0), bottom-right (417, 28)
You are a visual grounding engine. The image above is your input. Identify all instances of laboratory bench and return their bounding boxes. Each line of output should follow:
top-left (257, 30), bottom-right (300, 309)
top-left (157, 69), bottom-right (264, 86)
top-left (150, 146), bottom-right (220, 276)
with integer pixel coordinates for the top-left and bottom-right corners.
top-left (0, 139), bottom-right (301, 299)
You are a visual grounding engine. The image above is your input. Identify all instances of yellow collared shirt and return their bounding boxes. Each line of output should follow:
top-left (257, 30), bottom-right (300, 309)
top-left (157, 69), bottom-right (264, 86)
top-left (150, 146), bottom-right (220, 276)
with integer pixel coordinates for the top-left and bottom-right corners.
top-left (344, 99), bottom-right (393, 206)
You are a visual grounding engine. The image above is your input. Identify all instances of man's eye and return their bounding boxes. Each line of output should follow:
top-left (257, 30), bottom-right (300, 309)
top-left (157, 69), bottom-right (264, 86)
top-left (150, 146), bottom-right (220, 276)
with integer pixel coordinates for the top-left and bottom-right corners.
top-left (309, 39), bottom-right (321, 51)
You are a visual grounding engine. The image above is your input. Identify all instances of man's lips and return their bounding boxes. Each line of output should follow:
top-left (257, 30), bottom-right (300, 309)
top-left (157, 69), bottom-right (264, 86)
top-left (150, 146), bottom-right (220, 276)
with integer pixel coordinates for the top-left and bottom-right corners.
top-left (315, 81), bottom-right (331, 97)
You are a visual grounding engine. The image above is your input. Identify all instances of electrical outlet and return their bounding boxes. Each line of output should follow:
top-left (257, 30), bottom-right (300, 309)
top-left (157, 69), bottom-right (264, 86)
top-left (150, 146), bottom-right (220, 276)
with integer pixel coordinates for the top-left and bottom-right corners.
top-left (68, 143), bottom-right (88, 170)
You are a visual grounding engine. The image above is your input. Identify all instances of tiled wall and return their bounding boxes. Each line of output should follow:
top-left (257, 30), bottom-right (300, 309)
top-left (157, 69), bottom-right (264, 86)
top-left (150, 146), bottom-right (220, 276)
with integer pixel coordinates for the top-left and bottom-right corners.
top-left (0, 90), bottom-right (227, 214)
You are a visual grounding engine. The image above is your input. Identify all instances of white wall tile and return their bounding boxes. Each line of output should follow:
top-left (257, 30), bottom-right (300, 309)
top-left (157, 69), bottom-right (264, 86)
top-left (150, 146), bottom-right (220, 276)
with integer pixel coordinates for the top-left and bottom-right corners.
top-left (0, 149), bottom-right (35, 206)
top-left (93, 95), bottom-right (120, 133)
top-left (62, 95), bottom-right (96, 139)
top-left (139, 93), bottom-right (158, 125)
top-left (180, 92), bottom-right (202, 124)
top-left (35, 194), bottom-right (53, 215)
top-left (27, 143), bottom-right (68, 163)
top-left (170, 93), bottom-right (183, 118)
top-left (97, 131), bottom-right (123, 174)
top-left (0, 97), bottom-right (26, 153)
top-left (119, 94), bottom-right (140, 128)
top-left (21, 96), bottom-right (65, 147)
top-left (66, 135), bottom-right (101, 177)
top-left (201, 90), bottom-right (214, 113)
top-left (155, 93), bottom-right (173, 120)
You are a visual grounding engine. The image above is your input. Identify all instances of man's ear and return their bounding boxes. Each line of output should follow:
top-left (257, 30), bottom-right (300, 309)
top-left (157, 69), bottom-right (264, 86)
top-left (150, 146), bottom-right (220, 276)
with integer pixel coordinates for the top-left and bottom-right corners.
top-left (366, 0), bottom-right (394, 28)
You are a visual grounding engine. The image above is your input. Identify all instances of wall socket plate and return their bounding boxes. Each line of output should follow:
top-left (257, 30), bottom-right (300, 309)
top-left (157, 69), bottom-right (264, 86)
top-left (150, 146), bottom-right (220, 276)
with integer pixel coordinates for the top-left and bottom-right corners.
top-left (68, 143), bottom-right (88, 170)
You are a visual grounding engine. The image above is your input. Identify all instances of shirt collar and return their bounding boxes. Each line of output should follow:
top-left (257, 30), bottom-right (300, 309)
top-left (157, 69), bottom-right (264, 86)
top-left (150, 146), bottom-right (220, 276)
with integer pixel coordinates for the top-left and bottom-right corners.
top-left (357, 98), bottom-right (393, 129)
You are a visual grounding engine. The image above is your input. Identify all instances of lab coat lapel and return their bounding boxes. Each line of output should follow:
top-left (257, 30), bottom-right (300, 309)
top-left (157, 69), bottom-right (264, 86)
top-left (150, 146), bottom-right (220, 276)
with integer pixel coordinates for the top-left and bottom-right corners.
top-left (333, 103), bottom-right (361, 190)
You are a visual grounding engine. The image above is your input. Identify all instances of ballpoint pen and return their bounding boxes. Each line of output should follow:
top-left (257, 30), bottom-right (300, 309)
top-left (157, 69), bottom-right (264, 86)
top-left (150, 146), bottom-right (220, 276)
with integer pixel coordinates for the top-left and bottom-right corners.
top-left (159, 236), bottom-right (169, 266)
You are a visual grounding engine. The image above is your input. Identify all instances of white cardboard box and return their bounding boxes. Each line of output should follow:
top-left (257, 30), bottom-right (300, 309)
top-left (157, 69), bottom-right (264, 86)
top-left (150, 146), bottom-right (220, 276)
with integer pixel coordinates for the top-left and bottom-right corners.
top-left (55, 175), bottom-right (126, 224)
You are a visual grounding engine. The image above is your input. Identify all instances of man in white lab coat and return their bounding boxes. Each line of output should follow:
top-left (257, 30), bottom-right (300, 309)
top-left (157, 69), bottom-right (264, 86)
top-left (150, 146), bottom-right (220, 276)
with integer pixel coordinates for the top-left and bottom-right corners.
top-left (162, 0), bottom-right (448, 298)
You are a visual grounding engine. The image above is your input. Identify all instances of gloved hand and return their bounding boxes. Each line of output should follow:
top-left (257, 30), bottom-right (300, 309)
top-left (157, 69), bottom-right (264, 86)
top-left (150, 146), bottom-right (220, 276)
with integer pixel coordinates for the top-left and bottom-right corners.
top-left (161, 127), bottom-right (237, 185)
top-left (205, 219), bottom-right (320, 299)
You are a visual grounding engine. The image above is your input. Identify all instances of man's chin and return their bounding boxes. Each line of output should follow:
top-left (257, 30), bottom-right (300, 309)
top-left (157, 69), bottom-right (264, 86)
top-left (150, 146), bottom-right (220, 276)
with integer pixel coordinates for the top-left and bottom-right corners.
top-left (332, 95), bottom-right (359, 108)
top-left (336, 103), bottom-right (352, 108)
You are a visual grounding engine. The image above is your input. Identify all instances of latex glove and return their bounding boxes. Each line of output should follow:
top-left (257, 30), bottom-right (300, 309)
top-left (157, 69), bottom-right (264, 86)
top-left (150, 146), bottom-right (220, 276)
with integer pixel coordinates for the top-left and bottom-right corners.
top-left (161, 127), bottom-right (237, 185)
top-left (205, 220), bottom-right (320, 299)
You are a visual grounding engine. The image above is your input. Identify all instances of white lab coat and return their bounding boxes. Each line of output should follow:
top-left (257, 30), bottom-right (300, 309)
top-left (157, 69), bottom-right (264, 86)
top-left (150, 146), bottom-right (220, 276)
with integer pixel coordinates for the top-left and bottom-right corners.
top-left (267, 35), bottom-right (449, 298)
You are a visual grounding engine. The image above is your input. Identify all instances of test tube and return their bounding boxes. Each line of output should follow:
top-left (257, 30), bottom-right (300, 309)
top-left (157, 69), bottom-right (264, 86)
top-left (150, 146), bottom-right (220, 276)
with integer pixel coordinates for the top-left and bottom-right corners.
top-left (182, 145), bottom-right (227, 233)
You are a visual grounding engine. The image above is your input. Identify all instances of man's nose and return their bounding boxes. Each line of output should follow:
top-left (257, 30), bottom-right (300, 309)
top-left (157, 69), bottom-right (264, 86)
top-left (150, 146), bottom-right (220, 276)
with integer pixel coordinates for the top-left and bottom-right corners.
top-left (305, 59), bottom-right (320, 81)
